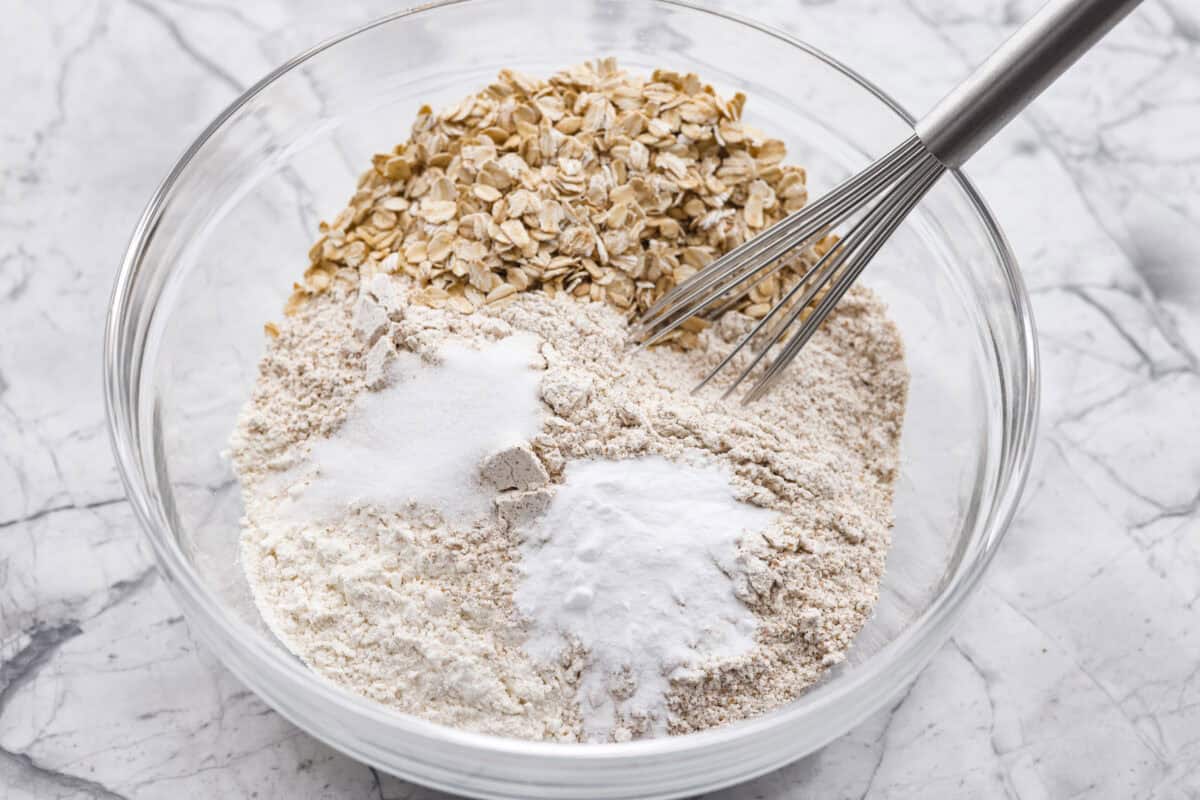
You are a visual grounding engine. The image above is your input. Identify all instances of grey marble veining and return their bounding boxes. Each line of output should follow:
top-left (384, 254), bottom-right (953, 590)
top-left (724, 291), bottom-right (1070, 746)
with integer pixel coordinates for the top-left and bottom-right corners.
top-left (2, 0), bottom-right (1199, 797)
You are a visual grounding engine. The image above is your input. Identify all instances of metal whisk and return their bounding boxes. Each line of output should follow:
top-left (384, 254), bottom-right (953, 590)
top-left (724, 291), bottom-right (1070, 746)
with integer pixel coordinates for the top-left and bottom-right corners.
top-left (633, 0), bottom-right (1142, 402)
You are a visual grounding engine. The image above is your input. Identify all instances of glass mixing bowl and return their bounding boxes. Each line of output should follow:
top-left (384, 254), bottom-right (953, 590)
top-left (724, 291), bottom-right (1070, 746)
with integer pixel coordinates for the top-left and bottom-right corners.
top-left (104, 1), bottom-right (1039, 797)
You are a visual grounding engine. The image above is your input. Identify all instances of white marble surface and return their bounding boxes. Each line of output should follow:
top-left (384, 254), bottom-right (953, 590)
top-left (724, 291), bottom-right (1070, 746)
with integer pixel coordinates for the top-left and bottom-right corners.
top-left (2, 0), bottom-right (1199, 797)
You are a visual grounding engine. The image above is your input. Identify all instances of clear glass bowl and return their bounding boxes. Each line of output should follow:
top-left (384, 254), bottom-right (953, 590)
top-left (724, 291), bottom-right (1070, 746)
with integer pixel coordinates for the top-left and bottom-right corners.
top-left (104, 2), bottom-right (1039, 797)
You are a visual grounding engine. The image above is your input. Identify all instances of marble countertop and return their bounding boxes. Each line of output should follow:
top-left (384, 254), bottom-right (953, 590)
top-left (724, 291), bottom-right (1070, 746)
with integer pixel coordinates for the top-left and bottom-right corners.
top-left (3, 0), bottom-right (1199, 797)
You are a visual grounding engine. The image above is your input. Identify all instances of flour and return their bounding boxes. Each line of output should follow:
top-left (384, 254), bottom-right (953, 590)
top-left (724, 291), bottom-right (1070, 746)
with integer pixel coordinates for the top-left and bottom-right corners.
top-left (232, 273), bottom-right (908, 741)
top-left (516, 457), bottom-right (774, 741)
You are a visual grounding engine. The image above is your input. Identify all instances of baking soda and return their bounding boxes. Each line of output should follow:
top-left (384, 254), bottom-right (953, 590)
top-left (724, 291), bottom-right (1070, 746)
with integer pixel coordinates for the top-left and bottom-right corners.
top-left (515, 456), bottom-right (774, 740)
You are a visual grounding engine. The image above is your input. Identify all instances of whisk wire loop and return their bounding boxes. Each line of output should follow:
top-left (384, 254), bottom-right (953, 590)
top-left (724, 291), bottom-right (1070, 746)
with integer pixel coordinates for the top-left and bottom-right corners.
top-left (743, 156), bottom-right (945, 402)
top-left (632, 137), bottom-right (928, 351)
top-left (634, 136), bottom-right (944, 401)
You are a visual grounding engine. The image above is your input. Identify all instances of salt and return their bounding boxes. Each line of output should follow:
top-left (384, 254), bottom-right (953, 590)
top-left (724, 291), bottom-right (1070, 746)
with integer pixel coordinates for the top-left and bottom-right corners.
top-left (514, 456), bottom-right (775, 741)
top-left (284, 334), bottom-right (543, 523)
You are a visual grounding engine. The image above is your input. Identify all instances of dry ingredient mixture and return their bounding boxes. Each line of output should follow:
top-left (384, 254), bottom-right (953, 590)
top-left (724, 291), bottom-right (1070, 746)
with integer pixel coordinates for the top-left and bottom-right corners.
top-left (232, 61), bottom-right (909, 743)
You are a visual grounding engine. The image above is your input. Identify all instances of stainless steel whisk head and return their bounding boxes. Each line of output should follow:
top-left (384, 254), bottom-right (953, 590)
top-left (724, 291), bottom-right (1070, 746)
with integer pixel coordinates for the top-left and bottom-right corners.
top-left (632, 0), bottom-right (1142, 402)
top-left (633, 136), bottom-right (944, 403)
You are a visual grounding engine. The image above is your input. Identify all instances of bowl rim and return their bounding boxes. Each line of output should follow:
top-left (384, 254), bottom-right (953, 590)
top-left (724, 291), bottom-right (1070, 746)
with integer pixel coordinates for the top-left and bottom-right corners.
top-left (104, 0), bottom-right (1040, 769)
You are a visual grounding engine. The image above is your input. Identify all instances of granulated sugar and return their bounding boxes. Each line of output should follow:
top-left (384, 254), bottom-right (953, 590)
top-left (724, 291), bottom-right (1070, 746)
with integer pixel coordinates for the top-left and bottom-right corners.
top-left (232, 275), bottom-right (907, 741)
top-left (282, 334), bottom-right (543, 524)
top-left (516, 457), bottom-right (773, 741)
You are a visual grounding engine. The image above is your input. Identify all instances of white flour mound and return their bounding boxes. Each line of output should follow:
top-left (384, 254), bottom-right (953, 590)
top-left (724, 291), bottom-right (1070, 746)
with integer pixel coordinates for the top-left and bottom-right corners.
top-left (232, 275), bottom-right (908, 741)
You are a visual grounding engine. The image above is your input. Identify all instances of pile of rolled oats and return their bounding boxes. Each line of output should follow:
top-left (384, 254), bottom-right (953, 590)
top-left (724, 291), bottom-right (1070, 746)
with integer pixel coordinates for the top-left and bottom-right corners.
top-left (287, 59), bottom-right (830, 348)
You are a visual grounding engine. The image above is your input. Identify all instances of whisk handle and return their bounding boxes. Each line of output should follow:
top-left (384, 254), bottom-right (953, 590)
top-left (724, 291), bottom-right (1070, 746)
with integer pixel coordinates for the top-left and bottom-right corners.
top-left (915, 0), bottom-right (1143, 167)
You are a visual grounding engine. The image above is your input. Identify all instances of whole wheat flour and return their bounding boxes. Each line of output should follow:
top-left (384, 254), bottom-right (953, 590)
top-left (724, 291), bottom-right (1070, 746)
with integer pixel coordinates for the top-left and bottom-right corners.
top-left (232, 273), bottom-right (907, 741)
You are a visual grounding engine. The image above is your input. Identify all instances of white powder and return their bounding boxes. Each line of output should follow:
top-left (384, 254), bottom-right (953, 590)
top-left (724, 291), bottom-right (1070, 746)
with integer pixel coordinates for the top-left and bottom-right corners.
top-left (516, 457), bottom-right (773, 741)
top-left (281, 334), bottom-right (542, 523)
